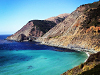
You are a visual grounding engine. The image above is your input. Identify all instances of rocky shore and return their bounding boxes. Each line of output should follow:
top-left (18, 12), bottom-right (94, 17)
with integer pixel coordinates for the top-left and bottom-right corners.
top-left (6, 1), bottom-right (100, 75)
top-left (35, 40), bottom-right (100, 75)
top-left (35, 40), bottom-right (98, 54)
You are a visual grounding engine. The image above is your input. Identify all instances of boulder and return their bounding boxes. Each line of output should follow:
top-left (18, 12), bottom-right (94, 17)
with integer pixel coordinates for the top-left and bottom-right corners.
top-left (17, 34), bottom-right (26, 42)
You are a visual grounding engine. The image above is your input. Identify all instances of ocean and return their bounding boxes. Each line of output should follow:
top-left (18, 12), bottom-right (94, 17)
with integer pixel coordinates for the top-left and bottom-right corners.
top-left (0, 35), bottom-right (88, 75)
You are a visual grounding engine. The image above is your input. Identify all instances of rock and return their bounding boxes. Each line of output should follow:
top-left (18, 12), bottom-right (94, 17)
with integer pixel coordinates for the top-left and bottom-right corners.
top-left (62, 51), bottom-right (100, 75)
top-left (86, 52), bottom-right (100, 63)
top-left (6, 20), bottom-right (56, 41)
top-left (28, 35), bottom-right (36, 41)
top-left (6, 13), bottom-right (69, 41)
top-left (17, 34), bottom-right (26, 42)
top-left (37, 1), bottom-right (100, 51)
top-left (27, 66), bottom-right (33, 69)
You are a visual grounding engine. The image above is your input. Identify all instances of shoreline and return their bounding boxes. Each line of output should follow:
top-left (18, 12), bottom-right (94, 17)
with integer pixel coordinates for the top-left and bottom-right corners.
top-left (35, 40), bottom-right (98, 63)
top-left (86, 52), bottom-right (90, 57)
top-left (84, 52), bottom-right (90, 62)
top-left (36, 41), bottom-right (98, 54)
top-left (6, 39), bottom-right (99, 74)
top-left (6, 39), bottom-right (98, 54)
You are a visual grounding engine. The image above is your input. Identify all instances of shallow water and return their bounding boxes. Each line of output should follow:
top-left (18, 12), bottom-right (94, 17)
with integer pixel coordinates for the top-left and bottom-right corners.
top-left (0, 35), bottom-right (88, 75)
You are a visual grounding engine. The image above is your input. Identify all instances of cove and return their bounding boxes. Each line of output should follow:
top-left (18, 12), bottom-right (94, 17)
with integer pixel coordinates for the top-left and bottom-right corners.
top-left (0, 50), bottom-right (88, 75)
top-left (0, 35), bottom-right (88, 75)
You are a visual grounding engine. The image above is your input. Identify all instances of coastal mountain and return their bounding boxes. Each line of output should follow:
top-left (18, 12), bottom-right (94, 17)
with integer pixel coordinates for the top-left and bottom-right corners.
top-left (45, 13), bottom-right (69, 24)
top-left (37, 1), bottom-right (100, 52)
top-left (7, 13), bottom-right (69, 41)
top-left (36, 1), bottom-right (100, 75)
top-left (6, 1), bottom-right (100, 74)
top-left (7, 20), bottom-right (56, 41)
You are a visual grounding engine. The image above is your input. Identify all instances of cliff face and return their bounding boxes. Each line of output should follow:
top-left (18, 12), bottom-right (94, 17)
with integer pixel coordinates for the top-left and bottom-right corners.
top-left (7, 20), bottom-right (56, 41)
top-left (37, 1), bottom-right (100, 51)
top-left (7, 13), bottom-right (69, 41)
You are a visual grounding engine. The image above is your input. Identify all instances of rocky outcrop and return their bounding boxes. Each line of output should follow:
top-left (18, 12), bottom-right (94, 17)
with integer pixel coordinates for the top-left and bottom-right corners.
top-left (17, 34), bottom-right (26, 42)
top-left (7, 13), bottom-right (69, 41)
top-left (35, 1), bottom-right (100, 75)
top-left (6, 1), bottom-right (100, 74)
top-left (37, 1), bottom-right (100, 51)
top-left (6, 20), bottom-right (56, 41)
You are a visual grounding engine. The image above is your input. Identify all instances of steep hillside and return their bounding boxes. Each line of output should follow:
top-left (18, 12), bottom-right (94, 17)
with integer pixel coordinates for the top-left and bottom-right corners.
top-left (45, 13), bottom-right (69, 24)
top-left (7, 13), bottom-right (69, 42)
top-left (36, 1), bottom-right (100, 75)
top-left (37, 1), bottom-right (100, 51)
top-left (7, 20), bottom-right (56, 41)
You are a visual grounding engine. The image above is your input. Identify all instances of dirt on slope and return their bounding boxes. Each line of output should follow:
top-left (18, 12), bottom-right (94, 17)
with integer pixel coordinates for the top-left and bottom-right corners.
top-left (37, 1), bottom-right (100, 51)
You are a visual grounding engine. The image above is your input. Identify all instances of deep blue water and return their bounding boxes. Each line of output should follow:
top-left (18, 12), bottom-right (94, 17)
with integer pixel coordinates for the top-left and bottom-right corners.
top-left (0, 35), bottom-right (88, 75)
top-left (0, 35), bottom-right (55, 50)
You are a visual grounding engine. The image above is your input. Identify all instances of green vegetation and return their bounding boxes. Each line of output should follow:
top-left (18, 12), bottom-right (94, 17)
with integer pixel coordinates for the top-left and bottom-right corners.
top-left (62, 52), bottom-right (100, 75)
top-left (52, 35), bottom-right (60, 38)
top-left (88, 1), bottom-right (100, 8)
top-left (68, 70), bottom-right (73, 75)
top-left (83, 1), bottom-right (100, 13)
top-left (48, 37), bottom-right (52, 39)
top-left (62, 2), bottom-right (100, 75)
top-left (30, 20), bottom-right (56, 33)
top-left (78, 63), bottom-right (100, 75)
top-left (79, 63), bottom-right (84, 69)
top-left (82, 1), bottom-right (100, 28)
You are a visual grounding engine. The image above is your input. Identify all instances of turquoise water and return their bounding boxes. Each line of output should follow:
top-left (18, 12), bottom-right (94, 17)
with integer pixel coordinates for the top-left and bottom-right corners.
top-left (0, 35), bottom-right (88, 75)
top-left (0, 50), bottom-right (87, 75)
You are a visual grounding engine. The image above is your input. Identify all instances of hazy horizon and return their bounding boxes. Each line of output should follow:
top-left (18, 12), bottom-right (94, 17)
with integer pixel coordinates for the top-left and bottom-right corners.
top-left (0, 0), bottom-right (98, 34)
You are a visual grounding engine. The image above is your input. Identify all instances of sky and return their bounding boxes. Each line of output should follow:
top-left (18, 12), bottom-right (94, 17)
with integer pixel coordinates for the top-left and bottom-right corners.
top-left (0, 0), bottom-right (99, 34)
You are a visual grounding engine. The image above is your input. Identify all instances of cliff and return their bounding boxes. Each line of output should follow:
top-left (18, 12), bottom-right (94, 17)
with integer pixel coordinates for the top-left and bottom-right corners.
top-left (7, 13), bottom-right (69, 41)
top-left (35, 1), bottom-right (100, 75)
top-left (37, 1), bottom-right (100, 51)
top-left (6, 1), bottom-right (100, 74)
top-left (7, 20), bottom-right (56, 41)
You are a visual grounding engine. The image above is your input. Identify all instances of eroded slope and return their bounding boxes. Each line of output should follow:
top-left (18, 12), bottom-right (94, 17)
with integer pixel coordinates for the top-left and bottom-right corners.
top-left (37, 1), bottom-right (100, 51)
